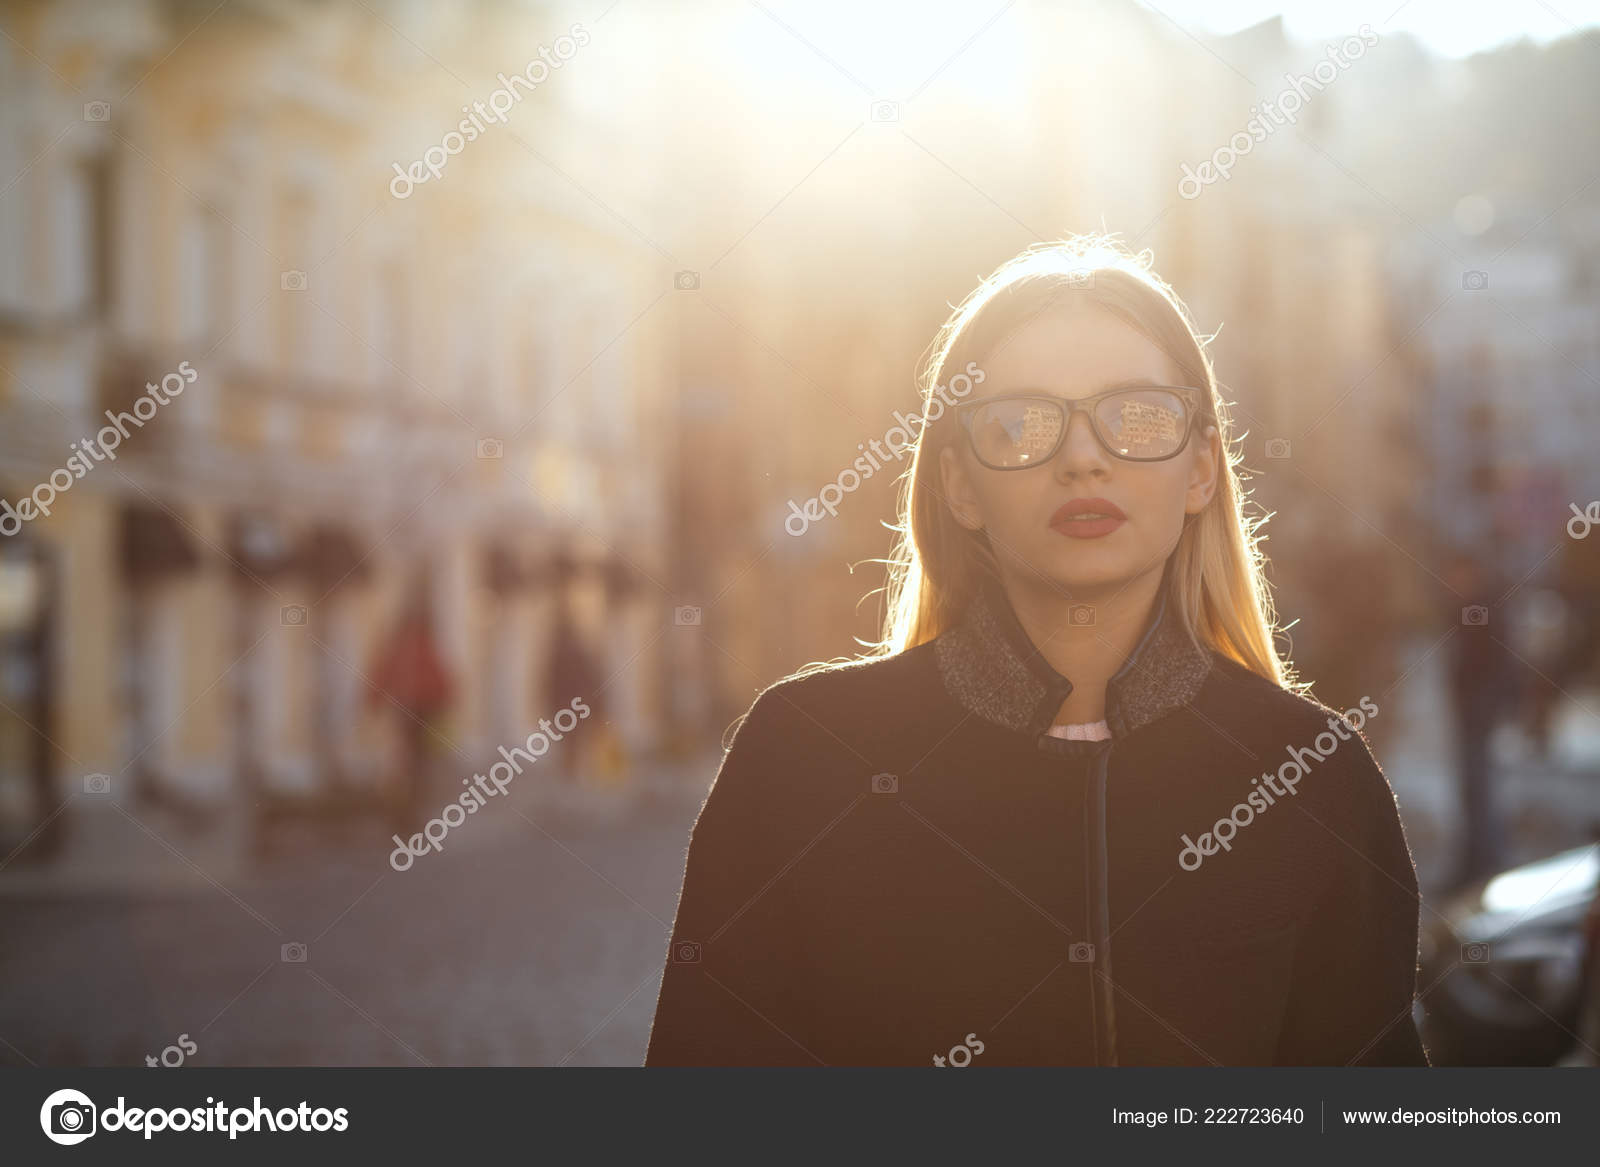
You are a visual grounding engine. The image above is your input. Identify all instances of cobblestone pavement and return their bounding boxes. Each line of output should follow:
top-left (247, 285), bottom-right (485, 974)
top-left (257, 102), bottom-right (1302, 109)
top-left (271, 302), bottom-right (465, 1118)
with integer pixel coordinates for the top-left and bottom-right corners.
top-left (0, 765), bottom-right (714, 1067)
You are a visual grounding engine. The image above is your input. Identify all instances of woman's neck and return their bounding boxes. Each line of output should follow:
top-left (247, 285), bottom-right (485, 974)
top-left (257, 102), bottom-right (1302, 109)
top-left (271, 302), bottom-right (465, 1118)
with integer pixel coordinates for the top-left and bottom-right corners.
top-left (994, 564), bottom-right (1166, 726)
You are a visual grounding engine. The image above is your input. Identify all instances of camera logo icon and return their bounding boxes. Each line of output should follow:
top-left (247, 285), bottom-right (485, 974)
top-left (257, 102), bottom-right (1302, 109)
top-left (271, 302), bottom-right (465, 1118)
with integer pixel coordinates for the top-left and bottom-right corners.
top-left (41, 1088), bottom-right (96, 1145)
top-left (1265, 438), bottom-right (1292, 459)
top-left (83, 101), bottom-right (111, 122)
top-left (1460, 941), bottom-right (1491, 963)
top-left (870, 99), bottom-right (900, 122)
top-left (674, 606), bottom-right (701, 626)
top-left (1461, 605), bottom-right (1489, 627)
top-left (1462, 270), bottom-right (1489, 291)
top-left (280, 270), bottom-right (308, 291)
top-left (871, 772), bottom-right (898, 794)
top-left (83, 773), bottom-right (112, 795)
top-left (1069, 604), bottom-right (1095, 627)
top-left (476, 437), bottom-right (504, 459)
top-left (674, 270), bottom-right (700, 291)
top-left (1069, 941), bottom-right (1095, 963)
top-left (281, 941), bottom-right (308, 963)
top-left (672, 940), bottom-right (702, 963)
top-left (281, 605), bottom-right (307, 627)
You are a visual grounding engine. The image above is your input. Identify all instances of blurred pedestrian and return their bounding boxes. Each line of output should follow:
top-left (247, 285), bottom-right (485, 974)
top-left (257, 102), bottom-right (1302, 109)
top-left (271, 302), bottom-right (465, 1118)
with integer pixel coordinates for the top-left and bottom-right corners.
top-left (542, 587), bottom-right (613, 791)
top-left (369, 574), bottom-right (455, 826)
top-left (1513, 588), bottom-right (1569, 760)
top-left (1289, 533), bottom-right (1404, 750)
top-left (1442, 547), bottom-right (1519, 890)
top-left (1554, 518), bottom-right (1600, 692)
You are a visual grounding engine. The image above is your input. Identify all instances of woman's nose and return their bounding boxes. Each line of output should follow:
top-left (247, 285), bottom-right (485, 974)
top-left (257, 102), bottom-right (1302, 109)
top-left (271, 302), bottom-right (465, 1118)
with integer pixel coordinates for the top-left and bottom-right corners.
top-left (1053, 407), bottom-right (1111, 477)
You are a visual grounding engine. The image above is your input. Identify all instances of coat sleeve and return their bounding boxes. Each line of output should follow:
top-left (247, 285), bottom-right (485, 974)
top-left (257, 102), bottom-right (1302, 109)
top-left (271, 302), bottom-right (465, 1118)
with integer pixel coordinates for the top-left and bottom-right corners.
top-left (644, 687), bottom-right (825, 1065)
top-left (1273, 735), bottom-right (1431, 1065)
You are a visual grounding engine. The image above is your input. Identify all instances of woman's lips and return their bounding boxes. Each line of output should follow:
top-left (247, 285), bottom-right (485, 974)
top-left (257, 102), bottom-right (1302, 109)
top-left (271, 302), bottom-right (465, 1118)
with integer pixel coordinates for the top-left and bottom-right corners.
top-left (1050, 498), bottom-right (1126, 539)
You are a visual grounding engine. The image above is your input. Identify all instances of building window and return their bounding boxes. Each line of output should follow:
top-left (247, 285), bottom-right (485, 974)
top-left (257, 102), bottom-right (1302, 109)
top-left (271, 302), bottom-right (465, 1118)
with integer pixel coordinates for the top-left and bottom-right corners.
top-left (180, 198), bottom-right (230, 346)
top-left (0, 103), bottom-right (22, 312)
top-left (368, 258), bottom-right (408, 386)
top-left (276, 185), bottom-right (317, 375)
top-left (54, 153), bottom-right (113, 318)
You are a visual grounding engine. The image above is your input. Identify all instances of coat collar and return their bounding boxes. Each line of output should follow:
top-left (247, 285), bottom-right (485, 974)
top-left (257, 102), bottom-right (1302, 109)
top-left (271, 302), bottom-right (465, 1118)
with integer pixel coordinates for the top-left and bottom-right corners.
top-left (933, 562), bottom-right (1214, 744)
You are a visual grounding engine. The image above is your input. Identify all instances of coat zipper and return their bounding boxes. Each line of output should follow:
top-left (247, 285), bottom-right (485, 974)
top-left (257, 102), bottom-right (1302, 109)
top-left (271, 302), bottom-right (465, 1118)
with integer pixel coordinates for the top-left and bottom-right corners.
top-left (1085, 741), bottom-right (1118, 1066)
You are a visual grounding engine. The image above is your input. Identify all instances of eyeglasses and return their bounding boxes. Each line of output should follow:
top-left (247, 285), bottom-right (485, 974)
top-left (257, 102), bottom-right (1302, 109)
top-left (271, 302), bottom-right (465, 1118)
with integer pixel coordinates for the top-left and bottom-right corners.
top-left (954, 386), bottom-right (1206, 470)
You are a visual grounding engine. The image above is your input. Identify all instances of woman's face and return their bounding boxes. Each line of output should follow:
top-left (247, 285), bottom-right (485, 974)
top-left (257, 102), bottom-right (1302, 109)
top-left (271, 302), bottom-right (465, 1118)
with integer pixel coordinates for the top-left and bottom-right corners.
top-left (939, 304), bottom-right (1221, 598)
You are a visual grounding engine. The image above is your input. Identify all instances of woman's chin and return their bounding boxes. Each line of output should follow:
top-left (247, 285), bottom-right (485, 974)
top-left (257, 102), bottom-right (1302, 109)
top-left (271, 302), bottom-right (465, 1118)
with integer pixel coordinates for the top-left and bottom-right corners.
top-left (1032, 550), bottom-right (1160, 598)
top-left (998, 541), bottom-right (1157, 597)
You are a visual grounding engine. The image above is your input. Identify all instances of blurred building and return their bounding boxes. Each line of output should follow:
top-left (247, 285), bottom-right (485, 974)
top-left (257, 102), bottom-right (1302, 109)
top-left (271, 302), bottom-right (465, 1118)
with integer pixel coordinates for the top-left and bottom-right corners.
top-left (1405, 211), bottom-right (1600, 567)
top-left (1157, 16), bottom-right (1435, 710)
top-left (0, 0), bottom-right (672, 852)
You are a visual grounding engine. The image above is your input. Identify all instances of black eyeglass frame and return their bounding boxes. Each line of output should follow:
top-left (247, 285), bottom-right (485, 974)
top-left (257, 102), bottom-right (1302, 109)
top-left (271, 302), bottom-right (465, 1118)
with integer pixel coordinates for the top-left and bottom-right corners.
top-left (954, 385), bottom-right (1209, 469)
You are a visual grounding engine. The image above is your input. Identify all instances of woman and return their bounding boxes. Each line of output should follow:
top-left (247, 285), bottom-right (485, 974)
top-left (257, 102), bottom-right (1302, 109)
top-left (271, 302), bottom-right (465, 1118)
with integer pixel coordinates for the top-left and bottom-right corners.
top-left (646, 237), bottom-right (1428, 1066)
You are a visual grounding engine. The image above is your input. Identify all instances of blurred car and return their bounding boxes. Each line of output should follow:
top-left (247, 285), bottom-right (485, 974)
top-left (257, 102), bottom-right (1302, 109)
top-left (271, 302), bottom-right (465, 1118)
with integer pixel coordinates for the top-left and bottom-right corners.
top-left (1571, 863), bottom-right (1600, 1065)
top-left (1418, 842), bottom-right (1599, 1065)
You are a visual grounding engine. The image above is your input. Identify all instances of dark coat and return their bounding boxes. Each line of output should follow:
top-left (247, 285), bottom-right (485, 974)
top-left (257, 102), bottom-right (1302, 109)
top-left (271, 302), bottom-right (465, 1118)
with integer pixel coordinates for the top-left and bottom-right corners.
top-left (645, 569), bottom-right (1429, 1066)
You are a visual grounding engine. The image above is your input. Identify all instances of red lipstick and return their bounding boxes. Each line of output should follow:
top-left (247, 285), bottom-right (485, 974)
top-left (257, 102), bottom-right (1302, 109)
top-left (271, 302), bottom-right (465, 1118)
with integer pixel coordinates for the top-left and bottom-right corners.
top-left (1049, 497), bottom-right (1126, 539)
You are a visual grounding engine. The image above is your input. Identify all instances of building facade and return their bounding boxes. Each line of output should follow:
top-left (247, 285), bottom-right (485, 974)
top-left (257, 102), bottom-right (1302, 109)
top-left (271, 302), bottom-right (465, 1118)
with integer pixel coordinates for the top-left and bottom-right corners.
top-left (0, 0), bottom-right (672, 853)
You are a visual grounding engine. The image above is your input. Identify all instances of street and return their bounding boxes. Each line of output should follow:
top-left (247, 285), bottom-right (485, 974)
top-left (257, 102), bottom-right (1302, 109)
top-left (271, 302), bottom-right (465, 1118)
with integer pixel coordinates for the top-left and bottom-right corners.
top-left (2, 653), bottom-right (1597, 1067)
top-left (0, 766), bottom-right (710, 1068)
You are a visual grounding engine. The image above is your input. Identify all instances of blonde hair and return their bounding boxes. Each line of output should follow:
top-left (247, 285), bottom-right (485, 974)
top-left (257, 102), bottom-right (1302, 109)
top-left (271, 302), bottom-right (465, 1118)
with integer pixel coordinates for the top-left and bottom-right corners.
top-left (803, 234), bottom-right (1296, 691)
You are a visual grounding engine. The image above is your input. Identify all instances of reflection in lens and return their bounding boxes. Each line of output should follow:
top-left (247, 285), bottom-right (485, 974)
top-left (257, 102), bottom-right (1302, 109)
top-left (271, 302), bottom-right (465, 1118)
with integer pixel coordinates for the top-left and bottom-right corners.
top-left (971, 399), bottom-right (1062, 468)
top-left (1096, 390), bottom-right (1185, 459)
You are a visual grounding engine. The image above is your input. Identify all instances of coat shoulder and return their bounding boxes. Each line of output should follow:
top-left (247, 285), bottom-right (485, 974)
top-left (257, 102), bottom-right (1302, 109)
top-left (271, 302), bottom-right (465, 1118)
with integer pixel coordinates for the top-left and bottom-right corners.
top-left (721, 642), bottom-right (946, 752)
top-left (1201, 652), bottom-right (1375, 740)
top-left (1199, 652), bottom-right (1399, 818)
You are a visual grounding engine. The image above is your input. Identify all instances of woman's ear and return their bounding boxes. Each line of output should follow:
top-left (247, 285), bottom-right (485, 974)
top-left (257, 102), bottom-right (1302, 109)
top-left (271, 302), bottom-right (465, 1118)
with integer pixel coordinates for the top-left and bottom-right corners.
top-left (1185, 423), bottom-right (1221, 515)
top-left (939, 444), bottom-right (986, 531)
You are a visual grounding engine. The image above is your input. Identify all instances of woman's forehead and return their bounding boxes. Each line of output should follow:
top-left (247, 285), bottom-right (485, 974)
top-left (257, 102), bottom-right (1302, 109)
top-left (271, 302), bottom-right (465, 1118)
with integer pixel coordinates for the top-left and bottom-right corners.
top-left (972, 304), bottom-right (1176, 394)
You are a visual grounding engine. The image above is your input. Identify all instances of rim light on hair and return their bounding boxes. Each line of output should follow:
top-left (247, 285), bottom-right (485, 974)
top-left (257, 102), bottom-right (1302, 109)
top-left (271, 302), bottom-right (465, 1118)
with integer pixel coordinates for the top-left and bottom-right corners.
top-left (845, 234), bottom-right (1296, 690)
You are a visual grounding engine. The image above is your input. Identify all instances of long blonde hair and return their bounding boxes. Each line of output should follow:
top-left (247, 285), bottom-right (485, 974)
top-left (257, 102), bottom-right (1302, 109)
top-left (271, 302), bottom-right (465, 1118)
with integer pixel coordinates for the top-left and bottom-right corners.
top-left (825, 234), bottom-right (1296, 691)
